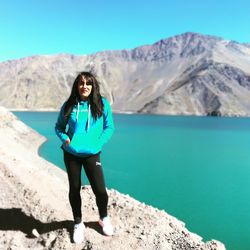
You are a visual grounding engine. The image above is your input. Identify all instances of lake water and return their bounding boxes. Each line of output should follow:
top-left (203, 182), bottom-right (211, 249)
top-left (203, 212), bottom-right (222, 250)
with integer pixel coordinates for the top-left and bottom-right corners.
top-left (14, 112), bottom-right (250, 250)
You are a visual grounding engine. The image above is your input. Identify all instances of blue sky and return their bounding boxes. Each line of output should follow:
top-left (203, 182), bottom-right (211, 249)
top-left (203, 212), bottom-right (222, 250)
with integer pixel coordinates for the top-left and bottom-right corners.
top-left (0, 0), bottom-right (249, 62)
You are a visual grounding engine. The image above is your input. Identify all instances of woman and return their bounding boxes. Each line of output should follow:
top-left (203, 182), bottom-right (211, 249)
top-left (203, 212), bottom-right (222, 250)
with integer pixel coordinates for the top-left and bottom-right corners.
top-left (55, 71), bottom-right (114, 244)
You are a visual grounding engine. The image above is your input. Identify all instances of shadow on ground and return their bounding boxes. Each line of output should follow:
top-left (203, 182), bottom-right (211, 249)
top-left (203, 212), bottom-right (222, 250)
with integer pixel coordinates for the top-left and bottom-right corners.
top-left (0, 207), bottom-right (103, 240)
top-left (0, 207), bottom-right (71, 237)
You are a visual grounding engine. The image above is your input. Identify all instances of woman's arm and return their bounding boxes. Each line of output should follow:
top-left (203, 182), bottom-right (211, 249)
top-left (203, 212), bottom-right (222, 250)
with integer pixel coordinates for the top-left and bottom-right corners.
top-left (99, 98), bottom-right (115, 146)
top-left (55, 103), bottom-right (70, 143)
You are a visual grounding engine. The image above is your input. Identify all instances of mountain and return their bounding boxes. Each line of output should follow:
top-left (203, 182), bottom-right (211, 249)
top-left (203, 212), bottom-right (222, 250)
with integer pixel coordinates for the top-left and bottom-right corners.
top-left (0, 32), bottom-right (250, 116)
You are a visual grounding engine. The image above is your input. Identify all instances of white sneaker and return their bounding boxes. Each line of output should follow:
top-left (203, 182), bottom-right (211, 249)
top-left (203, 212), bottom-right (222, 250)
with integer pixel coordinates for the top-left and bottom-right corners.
top-left (73, 222), bottom-right (85, 244)
top-left (99, 216), bottom-right (114, 236)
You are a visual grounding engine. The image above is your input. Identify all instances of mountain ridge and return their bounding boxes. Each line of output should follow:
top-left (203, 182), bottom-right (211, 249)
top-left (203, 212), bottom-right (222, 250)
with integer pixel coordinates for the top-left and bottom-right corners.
top-left (0, 32), bottom-right (250, 116)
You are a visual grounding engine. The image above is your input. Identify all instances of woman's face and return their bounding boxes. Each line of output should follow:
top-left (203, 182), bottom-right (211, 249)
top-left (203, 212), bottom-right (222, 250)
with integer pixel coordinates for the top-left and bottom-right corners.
top-left (78, 76), bottom-right (93, 100)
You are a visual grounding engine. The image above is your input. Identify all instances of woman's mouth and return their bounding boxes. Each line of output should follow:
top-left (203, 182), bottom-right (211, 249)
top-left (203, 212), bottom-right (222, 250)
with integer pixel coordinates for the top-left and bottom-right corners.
top-left (81, 89), bottom-right (88, 94)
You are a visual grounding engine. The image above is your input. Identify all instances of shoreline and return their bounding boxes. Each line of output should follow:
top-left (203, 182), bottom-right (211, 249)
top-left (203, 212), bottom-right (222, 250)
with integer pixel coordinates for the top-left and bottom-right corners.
top-left (0, 106), bottom-right (226, 249)
top-left (10, 108), bottom-right (250, 118)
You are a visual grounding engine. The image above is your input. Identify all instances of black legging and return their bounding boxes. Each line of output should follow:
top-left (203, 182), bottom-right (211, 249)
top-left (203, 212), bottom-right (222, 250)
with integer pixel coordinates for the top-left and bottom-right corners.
top-left (63, 150), bottom-right (108, 224)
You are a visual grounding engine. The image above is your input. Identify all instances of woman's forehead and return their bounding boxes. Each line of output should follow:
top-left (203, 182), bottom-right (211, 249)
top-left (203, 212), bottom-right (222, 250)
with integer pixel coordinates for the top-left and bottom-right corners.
top-left (79, 75), bottom-right (92, 82)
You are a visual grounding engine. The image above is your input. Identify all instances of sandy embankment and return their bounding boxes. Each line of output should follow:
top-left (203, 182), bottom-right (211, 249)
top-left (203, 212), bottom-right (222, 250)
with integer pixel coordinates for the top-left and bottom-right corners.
top-left (0, 106), bottom-right (226, 250)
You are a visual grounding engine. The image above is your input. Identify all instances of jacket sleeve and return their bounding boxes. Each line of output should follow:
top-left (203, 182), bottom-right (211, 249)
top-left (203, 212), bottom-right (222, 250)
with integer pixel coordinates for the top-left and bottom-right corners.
top-left (99, 98), bottom-right (115, 146)
top-left (55, 103), bottom-right (70, 143)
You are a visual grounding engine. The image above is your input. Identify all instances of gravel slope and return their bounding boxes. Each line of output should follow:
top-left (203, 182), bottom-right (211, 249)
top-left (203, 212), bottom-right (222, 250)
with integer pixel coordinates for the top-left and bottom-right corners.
top-left (0, 107), bottom-right (226, 250)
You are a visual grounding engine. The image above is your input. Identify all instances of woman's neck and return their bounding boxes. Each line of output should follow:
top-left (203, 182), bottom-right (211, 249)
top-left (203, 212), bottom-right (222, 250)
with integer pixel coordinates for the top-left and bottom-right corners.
top-left (80, 97), bottom-right (88, 101)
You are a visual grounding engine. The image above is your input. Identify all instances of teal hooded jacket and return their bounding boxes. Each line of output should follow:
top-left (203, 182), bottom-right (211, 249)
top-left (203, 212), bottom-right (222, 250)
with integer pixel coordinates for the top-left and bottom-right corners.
top-left (55, 97), bottom-right (114, 156)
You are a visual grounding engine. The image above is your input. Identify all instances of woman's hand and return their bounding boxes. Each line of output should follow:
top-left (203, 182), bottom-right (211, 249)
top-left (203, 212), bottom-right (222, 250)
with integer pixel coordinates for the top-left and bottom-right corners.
top-left (65, 138), bottom-right (71, 147)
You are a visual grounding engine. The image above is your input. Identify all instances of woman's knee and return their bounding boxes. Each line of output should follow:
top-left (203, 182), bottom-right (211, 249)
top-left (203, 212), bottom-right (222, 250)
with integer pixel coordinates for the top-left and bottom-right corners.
top-left (69, 181), bottom-right (81, 194)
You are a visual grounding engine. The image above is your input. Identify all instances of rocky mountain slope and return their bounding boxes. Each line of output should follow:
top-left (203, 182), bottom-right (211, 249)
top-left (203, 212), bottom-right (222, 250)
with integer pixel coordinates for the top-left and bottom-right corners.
top-left (0, 32), bottom-right (250, 116)
top-left (0, 106), bottom-right (226, 249)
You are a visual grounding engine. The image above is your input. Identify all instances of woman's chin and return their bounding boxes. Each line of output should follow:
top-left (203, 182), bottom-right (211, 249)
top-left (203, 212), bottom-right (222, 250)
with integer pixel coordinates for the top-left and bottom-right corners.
top-left (80, 93), bottom-right (89, 98)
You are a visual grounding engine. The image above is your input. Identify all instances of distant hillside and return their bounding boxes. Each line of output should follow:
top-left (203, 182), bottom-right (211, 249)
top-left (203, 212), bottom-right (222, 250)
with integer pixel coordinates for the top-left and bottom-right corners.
top-left (0, 32), bottom-right (250, 116)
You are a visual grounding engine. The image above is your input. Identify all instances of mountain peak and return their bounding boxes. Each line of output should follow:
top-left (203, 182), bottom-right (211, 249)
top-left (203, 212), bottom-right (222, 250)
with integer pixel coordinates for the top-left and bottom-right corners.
top-left (129, 32), bottom-right (222, 61)
top-left (1, 32), bottom-right (250, 116)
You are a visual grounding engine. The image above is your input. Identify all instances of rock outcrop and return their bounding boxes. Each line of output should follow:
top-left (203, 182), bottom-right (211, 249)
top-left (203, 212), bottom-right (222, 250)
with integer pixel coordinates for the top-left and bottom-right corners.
top-left (0, 106), bottom-right (226, 249)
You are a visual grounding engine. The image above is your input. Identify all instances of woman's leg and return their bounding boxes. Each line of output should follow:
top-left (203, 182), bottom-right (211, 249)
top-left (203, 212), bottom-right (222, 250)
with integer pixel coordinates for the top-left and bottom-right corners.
top-left (83, 153), bottom-right (108, 219)
top-left (64, 151), bottom-right (83, 224)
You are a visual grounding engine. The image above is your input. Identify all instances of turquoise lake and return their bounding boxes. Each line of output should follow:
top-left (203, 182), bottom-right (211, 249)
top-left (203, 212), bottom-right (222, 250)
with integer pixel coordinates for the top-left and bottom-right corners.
top-left (14, 112), bottom-right (250, 250)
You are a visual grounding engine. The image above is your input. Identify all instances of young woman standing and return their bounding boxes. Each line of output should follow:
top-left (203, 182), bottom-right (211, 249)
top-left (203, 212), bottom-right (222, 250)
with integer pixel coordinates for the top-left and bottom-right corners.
top-left (55, 71), bottom-right (114, 243)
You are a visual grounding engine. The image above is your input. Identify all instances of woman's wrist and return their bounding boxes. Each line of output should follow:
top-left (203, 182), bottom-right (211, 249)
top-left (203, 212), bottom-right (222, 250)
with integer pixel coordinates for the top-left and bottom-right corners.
top-left (65, 138), bottom-right (70, 146)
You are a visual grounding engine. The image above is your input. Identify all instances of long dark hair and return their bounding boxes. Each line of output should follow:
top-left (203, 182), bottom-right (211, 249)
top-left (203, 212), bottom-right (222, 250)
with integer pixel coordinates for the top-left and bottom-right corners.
top-left (64, 71), bottom-right (104, 121)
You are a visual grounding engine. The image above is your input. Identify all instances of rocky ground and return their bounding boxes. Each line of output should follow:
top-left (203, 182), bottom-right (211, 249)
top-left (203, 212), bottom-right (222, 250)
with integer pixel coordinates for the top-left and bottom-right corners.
top-left (0, 106), bottom-right (226, 250)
